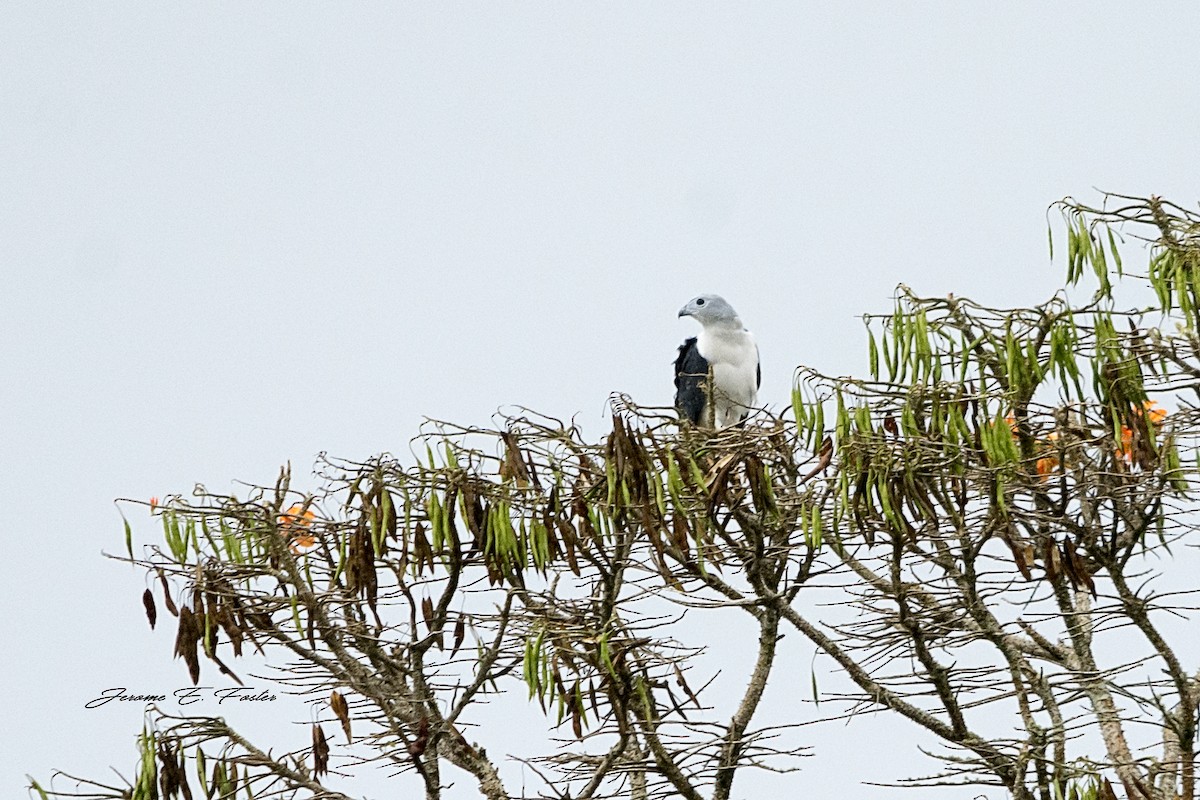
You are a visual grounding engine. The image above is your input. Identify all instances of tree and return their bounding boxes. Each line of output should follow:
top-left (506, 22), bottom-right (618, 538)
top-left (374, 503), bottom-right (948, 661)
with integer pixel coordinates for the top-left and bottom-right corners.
top-left (32, 193), bottom-right (1200, 800)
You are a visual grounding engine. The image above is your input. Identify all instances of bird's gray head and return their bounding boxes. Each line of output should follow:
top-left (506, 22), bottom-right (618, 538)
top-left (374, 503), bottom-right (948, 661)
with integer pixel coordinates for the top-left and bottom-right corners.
top-left (678, 294), bottom-right (741, 327)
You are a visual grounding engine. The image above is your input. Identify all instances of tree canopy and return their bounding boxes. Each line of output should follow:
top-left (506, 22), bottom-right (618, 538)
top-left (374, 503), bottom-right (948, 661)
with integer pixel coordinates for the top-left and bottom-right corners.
top-left (32, 194), bottom-right (1200, 800)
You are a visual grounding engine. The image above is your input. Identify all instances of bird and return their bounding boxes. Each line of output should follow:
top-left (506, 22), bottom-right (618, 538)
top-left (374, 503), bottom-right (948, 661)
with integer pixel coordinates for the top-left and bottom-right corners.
top-left (674, 294), bottom-right (760, 428)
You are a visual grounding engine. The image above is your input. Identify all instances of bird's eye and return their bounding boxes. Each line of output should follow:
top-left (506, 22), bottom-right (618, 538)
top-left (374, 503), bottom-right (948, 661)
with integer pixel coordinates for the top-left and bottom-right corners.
top-left (696, 298), bottom-right (706, 306)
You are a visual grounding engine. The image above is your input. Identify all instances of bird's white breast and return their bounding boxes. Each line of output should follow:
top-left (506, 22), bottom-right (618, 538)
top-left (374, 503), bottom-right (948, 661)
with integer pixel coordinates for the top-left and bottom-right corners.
top-left (697, 327), bottom-right (759, 425)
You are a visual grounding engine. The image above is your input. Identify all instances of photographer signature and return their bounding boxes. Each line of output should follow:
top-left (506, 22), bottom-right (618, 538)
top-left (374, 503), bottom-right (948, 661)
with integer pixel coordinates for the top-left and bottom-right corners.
top-left (85, 687), bottom-right (277, 709)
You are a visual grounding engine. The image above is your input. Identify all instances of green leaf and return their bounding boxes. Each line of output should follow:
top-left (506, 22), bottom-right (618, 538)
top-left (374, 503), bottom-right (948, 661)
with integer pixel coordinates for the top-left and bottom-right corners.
top-left (835, 390), bottom-right (849, 442)
top-left (791, 386), bottom-right (807, 430)
top-left (197, 748), bottom-right (208, 797)
top-left (867, 327), bottom-right (879, 379)
top-left (1106, 226), bottom-right (1122, 275)
top-left (812, 399), bottom-right (825, 452)
top-left (652, 469), bottom-right (667, 518)
top-left (882, 326), bottom-right (897, 381)
top-left (523, 635), bottom-right (537, 697)
top-left (598, 631), bottom-right (615, 677)
top-left (428, 492), bottom-right (443, 552)
top-left (27, 778), bottom-right (49, 800)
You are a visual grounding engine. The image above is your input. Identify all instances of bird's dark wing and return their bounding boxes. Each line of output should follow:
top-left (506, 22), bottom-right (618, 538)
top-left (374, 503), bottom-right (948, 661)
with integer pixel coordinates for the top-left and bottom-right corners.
top-left (674, 337), bottom-right (709, 424)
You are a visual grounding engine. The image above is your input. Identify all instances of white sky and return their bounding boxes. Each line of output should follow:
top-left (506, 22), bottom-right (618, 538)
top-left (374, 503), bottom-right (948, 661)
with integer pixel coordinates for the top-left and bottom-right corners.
top-left (3, 4), bottom-right (1200, 799)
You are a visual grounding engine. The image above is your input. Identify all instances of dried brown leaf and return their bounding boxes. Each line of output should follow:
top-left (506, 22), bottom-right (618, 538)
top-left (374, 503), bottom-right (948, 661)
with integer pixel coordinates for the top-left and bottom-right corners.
top-left (143, 588), bottom-right (157, 630)
top-left (883, 414), bottom-right (899, 438)
top-left (159, 571), bottom-right (179, 617)
top-left (674, 664), bottom-right (701, 708)
top-left (452, 615), bottom-right (467, 657)
top-left (803, 436), bottom-right (835, 482)
top-left (1043, 538), bottom-right (1061, 584)
top-left (312, 723), bottom-right (330, 778)
top-left (408, 716), bottom-right (429, 757)
top-left (330, 690), bottom-right (352, 743)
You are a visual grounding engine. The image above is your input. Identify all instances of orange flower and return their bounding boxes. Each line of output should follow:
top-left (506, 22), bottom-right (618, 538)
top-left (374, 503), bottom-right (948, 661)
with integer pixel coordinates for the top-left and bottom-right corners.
top-left (1115, 401), bottom-right (1168, 462)
top-left (1116, 426), bottom-right (1134, 461)
top-left (1035, 432), bottom-right (1060, 480)
top-left (1004, 416), bottom-right (1062, 479)
top-left (1143, 400), bottom-right (1168, 426)
top-left (149, 496), bottom-right (160, 511)
top-left (279, 504), bottom-right (316, 527)
top-left (279, 504), bottom-right (318, 553)
top-left (290, 533), bottom-right (317, 553)
top-left (1036, 455), bottom-right (1060, 477)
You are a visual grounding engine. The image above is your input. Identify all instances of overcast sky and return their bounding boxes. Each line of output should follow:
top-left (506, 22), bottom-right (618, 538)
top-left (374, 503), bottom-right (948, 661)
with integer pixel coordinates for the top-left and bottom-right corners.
top-left (4, 4), bottom-right (1200, 799)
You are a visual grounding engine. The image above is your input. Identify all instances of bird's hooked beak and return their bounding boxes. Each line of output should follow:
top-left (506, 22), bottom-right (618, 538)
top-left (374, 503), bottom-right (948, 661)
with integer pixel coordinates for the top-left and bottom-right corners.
top-left (677, 305), bottom-right (691, 319)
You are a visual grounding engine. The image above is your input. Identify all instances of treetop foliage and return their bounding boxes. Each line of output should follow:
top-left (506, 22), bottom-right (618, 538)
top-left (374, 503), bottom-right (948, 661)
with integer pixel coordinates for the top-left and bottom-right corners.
top-left (32, 193), bottom-right (1200, 800)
